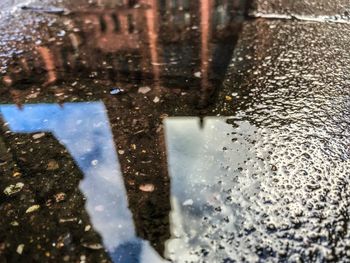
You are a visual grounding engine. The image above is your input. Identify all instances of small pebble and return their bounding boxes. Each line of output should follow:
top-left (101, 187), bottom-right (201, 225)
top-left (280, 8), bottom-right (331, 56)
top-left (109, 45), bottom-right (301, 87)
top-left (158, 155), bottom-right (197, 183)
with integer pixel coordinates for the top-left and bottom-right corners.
top-left (3, 76), bottom-right (13, 86)
top-left (47, 160), bottom-right (59, 171)
top-left (26, 92), bottom-right (39, 99)
top-left (4, 183), bottom-right (24, 196)
top-left (194, 71), bottom-right (202, 78)
top-left (32, 133), bottom-right (45, 140)
top-left (138, 86), bottom-right (151, 94)
top-left (110, 87), bottom-right (124, 95)
top-left (26, 205), bottom-right (40, 214)
top-left (11, 221), bottom-right (19, 226)
top-left (12, 172), bottom-right (22, 178)
top-left (139, 184), bottom-right (155, 192)
top-left (16, 244), bottom-right (24, 255)
top-left (82, 243), bottom-right (103, 250)
top-left (54, 192), bottom-right (66, 203)
top-left (59, 218), bottom-right (77, 223)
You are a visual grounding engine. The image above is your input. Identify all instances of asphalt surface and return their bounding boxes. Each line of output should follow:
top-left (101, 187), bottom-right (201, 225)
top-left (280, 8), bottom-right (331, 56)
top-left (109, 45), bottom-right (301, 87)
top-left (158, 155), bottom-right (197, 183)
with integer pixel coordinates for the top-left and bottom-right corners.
top-left (253, 0), bottom-right (350, 17)
top-left (205, 19), bottom-right (350, 262)
top-left (0, 0), bottom-right (350, 262)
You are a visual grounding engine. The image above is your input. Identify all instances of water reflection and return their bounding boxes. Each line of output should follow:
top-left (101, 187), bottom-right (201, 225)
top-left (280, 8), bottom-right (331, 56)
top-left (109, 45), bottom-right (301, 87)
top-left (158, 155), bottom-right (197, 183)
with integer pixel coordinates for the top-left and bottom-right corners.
top-left (164, 111), bottom-right (350, 261)
top-left (1, 0), bottom-right (350, 261)
top-left (0, 1), bottom-right (248, 254)
top-left (2, 108), bottom-right (349, 261)
top-left (2, 0), bottom-right (247, 107)
top-left (0, 102), bottom-right (166, 263)
top-left (0, 0), bottom-right (251, 261)
top-left (164, 117), bottom-right (260, 261)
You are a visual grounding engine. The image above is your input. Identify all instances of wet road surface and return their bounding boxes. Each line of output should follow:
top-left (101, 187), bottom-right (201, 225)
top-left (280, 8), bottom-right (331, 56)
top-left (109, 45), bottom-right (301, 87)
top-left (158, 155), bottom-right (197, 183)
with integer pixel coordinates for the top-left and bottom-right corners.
top-left (0, 0), bottom-right (350, 262)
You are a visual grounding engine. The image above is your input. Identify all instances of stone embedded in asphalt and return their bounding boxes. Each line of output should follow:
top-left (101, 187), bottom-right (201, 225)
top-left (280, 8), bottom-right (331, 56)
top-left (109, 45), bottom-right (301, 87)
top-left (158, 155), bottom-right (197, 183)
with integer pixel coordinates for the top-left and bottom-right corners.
top-left (3, 183), bottom-right (24, 196)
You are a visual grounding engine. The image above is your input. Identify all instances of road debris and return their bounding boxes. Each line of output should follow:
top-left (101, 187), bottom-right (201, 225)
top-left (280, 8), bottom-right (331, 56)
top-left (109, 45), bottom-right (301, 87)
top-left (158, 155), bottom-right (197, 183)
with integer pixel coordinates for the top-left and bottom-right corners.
top-left (16, 244), bottom-right (24, 255)
top-left (138, 86), bottom-right (151, 94)
top-left (54, 192), bottom-right (66, 203)
top-left (194, 71), bottom-right (202, 78)
top-left (139, 184), bottom-right (155, 192)
top-left (47, 160), bottom-right (59, 170)
top-left (3, 183), bottom-right (24, 196)
top-left (25, 205), bottom-right (40, 214)
top-left (82, 243), bottom-right (103, 250)
top-left (12, 172), bottom-right (22, 178)
top-left (32, 133), bottom-right (45, 140)
top-left (225, 95), bottom-right (233, 101)
top-left (110, 87), bottom-right (124, 95)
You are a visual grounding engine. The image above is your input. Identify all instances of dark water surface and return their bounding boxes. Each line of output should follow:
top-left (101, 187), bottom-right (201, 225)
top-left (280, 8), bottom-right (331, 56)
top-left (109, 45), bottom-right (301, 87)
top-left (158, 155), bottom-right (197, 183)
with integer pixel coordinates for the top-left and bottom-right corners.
top-left (1, 0), bottom-right (350, 262)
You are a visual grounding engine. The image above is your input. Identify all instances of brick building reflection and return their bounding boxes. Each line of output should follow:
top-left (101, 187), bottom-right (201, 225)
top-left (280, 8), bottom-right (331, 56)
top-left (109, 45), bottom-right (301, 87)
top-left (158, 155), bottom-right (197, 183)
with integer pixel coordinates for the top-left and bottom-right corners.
top-left (0, 0), bottom-right (249, 257)
top-left (4, 0), bottom-right (247, 104)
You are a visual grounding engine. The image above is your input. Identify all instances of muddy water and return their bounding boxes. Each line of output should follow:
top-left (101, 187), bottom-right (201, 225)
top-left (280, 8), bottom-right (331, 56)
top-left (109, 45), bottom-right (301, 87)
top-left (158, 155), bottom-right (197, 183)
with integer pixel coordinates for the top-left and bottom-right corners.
top-left (1, 0), bottom-right (350, 262)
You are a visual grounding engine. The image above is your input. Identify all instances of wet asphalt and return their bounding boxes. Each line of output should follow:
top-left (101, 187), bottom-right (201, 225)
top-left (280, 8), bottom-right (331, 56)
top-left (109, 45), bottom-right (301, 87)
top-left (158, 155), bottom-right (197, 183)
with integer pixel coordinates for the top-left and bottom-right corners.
top-left (0, 0), bottom-right (350, 262)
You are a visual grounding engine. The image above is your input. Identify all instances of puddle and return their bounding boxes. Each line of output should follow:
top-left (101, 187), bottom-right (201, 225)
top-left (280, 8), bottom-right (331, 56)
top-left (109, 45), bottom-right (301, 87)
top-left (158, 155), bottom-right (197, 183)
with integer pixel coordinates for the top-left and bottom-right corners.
top-left (1, 0), bottom-right (350, 262)
top-left (164, 115), bottom-right (350, 262)
top-left (0, 1), bottom-right (249, 262)
top-left (1, 0), bottom-right (246, 108)
top-left (164, 117), bottom-right (259, 262)
top-left (1, 102), bottom-right (168, 262)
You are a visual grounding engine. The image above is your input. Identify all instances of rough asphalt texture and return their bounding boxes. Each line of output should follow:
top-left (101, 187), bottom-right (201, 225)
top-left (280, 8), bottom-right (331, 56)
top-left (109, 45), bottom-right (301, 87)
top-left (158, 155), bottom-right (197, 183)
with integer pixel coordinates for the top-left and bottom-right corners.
top-left (0, 0), bottom-right (350, 262)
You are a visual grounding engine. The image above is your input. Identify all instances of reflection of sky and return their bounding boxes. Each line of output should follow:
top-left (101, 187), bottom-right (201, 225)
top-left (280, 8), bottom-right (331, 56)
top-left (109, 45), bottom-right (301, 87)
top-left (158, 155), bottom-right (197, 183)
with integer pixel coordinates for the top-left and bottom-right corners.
top-left (0, 102), bottom-right (166, 263)
top-left (164, 111), bottom-right (350, 261)
top-left (0, 0), bottom-right (36, 16)
top-left (164, 117), bottom-right (261, 262)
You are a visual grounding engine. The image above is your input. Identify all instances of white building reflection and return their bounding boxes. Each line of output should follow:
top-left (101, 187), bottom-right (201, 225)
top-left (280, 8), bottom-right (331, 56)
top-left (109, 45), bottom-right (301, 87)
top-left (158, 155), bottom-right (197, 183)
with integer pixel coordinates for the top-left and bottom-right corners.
top-left (1, 103), bottom-right (268, 262)
top-left (164, 117), bottom-right (262, 262)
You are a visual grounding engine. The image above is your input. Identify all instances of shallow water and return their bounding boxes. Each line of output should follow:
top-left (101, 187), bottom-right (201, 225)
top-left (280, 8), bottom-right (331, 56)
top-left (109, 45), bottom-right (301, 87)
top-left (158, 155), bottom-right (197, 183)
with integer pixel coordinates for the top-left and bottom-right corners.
top-left (1, 0), bottom-right (350, 262)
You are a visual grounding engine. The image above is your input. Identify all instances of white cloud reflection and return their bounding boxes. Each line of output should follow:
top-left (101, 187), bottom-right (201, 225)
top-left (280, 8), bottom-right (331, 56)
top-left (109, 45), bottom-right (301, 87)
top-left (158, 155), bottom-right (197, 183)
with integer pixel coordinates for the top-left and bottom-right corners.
top-left (164, 117), bottom-right (261, 262)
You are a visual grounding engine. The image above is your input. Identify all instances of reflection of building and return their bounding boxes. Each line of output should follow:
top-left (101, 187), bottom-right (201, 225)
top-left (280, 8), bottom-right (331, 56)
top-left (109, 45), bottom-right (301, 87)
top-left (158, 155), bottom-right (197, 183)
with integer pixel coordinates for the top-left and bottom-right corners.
top-left (0, 0), bottom-right (250, 259)
top-left (0, 103), bottom-right (165, 262)
top-left (0, 118), bottom-right (112, 262)
top-left (2, 0), bottom-right (247, 103)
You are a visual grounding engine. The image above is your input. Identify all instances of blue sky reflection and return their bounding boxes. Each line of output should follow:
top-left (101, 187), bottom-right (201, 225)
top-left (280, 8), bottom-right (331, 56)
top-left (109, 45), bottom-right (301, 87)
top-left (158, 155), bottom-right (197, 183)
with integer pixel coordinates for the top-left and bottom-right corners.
top-left (0, 102), bottom-right (165, 263)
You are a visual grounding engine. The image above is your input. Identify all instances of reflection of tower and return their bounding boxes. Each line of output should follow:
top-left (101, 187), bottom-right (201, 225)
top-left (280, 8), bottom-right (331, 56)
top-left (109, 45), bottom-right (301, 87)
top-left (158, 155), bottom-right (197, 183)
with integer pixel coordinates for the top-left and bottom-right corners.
top-left (143, 0), bottom-right (161, 90)
top-left (0, 118), bottom-right (112, 263)
top-left (0, 0), bottom-right (251, 258)
top-left (200, 0), bottom-right (213, 106)
top-left (199, 0), bottom-right (248, 105)
top-left (155, 0), bottom-right (247, 106)
top-left (64, 1), bottom-right (160, 84)
top-left (2, 0), bottom-right (162, 90)
top-left (2, 0), bottom-right (247, 103)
